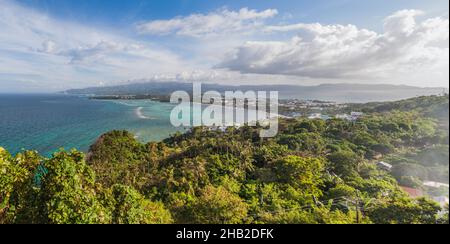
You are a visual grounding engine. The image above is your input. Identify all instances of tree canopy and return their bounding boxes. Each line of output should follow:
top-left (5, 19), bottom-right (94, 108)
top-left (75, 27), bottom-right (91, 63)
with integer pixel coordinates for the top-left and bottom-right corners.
top-left (1, 95), bottom-right (448, 224)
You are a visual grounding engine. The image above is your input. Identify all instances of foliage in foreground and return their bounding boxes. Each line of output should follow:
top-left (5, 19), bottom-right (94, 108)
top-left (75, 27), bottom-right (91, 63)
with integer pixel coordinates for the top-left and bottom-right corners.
top-left (1, 95), bottom-right (449, 224)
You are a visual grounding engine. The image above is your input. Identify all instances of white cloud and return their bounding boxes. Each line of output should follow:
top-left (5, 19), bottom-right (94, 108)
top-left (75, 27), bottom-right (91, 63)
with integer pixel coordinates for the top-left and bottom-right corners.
top-left (218, 10), bottom-right (449, 86)
top-left (37, 40), bottom-right (57, 54)
top-left (384, 10), bottom-right (424, 37)
top-left (0, 1), bottom-right (448, 92)
top-left (0, 0), bottom-right (192, 92)
top-left (35, 40), bottom-right (135, 63)
top-left (59, 41), bottom-right (142, 64)
top-left (136, 8), bottom-right (278, 38)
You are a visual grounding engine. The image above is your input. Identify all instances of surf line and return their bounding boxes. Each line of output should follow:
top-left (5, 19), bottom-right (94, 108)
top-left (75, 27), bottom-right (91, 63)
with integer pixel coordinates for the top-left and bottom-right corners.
top-left (135, 107), bottom-right (151, 119)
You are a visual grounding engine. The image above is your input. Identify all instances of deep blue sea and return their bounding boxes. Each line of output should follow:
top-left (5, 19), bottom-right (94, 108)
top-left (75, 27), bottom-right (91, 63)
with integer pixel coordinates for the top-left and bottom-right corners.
top-left (0, 94), bottom-right (183, 156)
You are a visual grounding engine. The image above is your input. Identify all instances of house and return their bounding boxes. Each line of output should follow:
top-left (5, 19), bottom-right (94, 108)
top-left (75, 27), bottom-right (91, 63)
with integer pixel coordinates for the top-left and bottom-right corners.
top-left (351, 112), bottom-right (364, 117)
top-left (401, 186), bottom-right (424, 198)
top-left (335, 113), bottom-right (363, 121)
top-left (350, 112), bottom-right (364, 121)
top-left (308, 113), bottom-right (322, 119)
top-left (377, 161), bottom-right (393, 171)
top-left (335, 114), bottom-right (352, 121)
top-left (308, 113), bottom-right (331, 120)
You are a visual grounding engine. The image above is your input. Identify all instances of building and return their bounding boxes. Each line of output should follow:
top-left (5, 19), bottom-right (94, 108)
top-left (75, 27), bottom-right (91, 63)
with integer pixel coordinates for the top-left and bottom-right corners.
top-left (335, 114), bottom-right (352, 120)
top-left (350, 112), bottom-right (364, 121)
top-left (377, 161), bottom-right (393, 171)
top-left (401, 186), bottom-right (424, 198)
top-left (335, 112), bottom-right (363, 121)
top-left (308, 113), bottom-right (331, 120)
top-left (308, 113), bottom-right (322, 119)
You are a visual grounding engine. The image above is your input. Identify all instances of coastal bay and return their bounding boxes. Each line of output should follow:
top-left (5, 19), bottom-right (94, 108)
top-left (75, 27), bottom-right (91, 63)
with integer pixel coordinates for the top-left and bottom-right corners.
top-left (0, 94), bottom-right (182, 156)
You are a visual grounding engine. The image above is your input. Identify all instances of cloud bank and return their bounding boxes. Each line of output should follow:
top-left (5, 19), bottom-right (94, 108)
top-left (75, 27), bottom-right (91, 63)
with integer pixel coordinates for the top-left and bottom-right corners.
top-left (217, 10), bottom-right (449, 84)
top-left (0, 1), bottom-right (448, 92)
top-left (0, 0), bottom-right (191, 92)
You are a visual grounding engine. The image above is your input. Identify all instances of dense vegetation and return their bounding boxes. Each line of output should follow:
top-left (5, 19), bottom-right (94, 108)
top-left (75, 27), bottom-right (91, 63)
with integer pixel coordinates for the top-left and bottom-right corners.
top-left (345, 96), bottom-right (449, 188)
top-left (345, 95), bottom-right (449, 124)
top-left (1, 95), bottom-right (448, 224)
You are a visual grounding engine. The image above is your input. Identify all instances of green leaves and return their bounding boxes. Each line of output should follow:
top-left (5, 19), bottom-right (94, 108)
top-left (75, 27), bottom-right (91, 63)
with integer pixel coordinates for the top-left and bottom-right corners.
top-left (1, 95), bottom-right (447, 224)
top-left (1, 148), bottom-right (174, 224)
top-left (367, 197), bottom-right (441, 224)
top-left (271, 156), bottom-right (325, 195)
top-left (0, 148), bottom-right (42, 224)
top-left (327, 150), bottom-right (362, 178)
top-left (39, 150), bottom-right (110, 224)
top-left (111, 184), bottom-right (173, 224)
top-left (185, 185), bottom-right (248, 224)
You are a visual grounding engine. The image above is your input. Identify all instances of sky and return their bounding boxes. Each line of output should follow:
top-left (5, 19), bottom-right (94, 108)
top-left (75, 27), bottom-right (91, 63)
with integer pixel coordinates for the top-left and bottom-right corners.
top-left (0, 0), bottom-right (448, 93)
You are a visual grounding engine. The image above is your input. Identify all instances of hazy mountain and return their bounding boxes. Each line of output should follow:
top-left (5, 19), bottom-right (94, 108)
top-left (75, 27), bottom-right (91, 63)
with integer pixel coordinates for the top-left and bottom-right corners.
top-left (65, 82), bottom-right (447, 103)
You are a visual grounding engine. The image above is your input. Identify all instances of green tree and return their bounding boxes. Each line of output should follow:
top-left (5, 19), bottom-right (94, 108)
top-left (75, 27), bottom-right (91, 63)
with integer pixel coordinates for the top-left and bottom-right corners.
top-left (327, 150), bottom-right (362, 178)
top-left (278, 133), bottom-right (325, 154)
top-left (110, 184), bottom-right (173, 224)
top-left (0, 149), bottom-right (42, 224)
top-left (187, 185), bottom-right (248, 224)
top-left (39, 150), bottom-right (111, 224)
top-left (86, 130), bottom-right (149, 189)
top-left (367, 197), bottom-right (441, 224)
top-left (271, 156), bottom-right (325, 197)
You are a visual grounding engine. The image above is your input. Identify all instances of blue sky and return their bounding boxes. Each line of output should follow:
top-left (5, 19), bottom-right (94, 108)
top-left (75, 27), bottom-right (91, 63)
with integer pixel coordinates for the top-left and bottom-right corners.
top-left (15, 0), bottom-right (449, 29)
top-left (1, 0), bottom-right (449, 92)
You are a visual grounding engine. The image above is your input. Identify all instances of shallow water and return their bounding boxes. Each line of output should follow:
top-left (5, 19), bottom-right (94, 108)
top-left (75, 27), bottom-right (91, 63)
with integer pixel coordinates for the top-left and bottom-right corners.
top-left (0, 94), bottom-right (280, 156)
top-left (0, 94), bottom-right (183, 156)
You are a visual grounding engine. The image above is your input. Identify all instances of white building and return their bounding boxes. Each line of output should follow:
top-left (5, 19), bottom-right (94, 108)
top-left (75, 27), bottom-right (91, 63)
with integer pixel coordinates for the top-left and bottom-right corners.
top-left (308, 113), bottom-right (322, 119)
top-left (335, 114), bottom-right (352, 120)
top-left (351, 112), bottom-right (364, 121)
top-left (377, 161), bottom-right (393, 171)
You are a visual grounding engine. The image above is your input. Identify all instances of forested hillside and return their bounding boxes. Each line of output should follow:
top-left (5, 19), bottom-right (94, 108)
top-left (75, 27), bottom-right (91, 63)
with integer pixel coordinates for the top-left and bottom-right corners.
top-left (346, 95), bottom-right (449, 188)
top-left (1, 95), bottom-right (448, 224)
top-left (346, 95), bottom-right (449, 124)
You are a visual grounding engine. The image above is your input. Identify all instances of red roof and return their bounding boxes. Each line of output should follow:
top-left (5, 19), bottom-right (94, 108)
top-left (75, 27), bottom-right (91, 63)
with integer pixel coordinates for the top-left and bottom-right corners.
top-left (400, 186), bottom-right (424, 198)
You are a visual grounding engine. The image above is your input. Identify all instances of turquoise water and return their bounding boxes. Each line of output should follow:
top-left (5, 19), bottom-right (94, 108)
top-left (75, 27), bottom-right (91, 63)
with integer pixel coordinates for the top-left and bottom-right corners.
top-left (0, 94), bottom-right (183, 156)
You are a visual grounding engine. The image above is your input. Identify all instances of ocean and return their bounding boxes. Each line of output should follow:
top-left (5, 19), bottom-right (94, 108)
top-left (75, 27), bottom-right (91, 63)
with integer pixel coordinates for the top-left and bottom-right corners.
top-left (0, 94), bottom-right (183, 156)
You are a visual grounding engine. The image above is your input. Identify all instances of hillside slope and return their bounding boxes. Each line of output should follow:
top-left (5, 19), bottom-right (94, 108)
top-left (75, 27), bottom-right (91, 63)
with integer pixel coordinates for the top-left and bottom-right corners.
top-left (2, 95), bottom-right (448, 224)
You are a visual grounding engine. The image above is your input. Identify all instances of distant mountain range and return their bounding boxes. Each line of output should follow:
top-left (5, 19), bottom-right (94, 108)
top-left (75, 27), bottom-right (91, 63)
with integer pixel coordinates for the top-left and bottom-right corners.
top-left (65, 82), bottom-right (448, 103)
